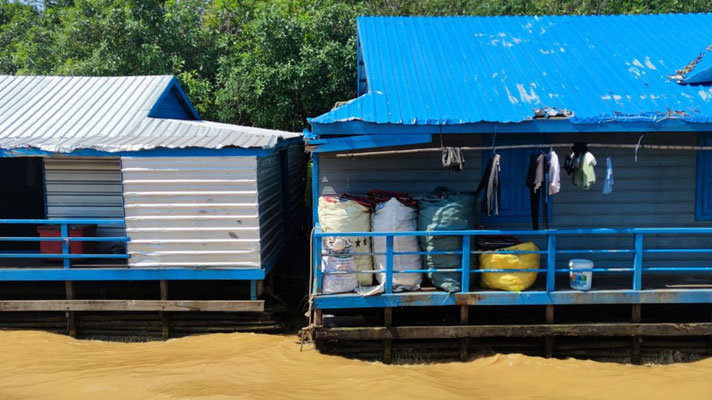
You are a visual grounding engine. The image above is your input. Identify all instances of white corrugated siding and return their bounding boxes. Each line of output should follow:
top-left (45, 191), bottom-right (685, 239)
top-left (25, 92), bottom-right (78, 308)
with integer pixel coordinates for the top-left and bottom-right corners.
top-left (122, 156), bottom-right (264, 268)
top-left (43, 157), bottom-right (125, 251)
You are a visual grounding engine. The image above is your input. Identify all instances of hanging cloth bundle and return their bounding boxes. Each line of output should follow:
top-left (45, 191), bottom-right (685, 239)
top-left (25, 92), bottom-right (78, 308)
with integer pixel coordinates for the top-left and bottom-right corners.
top-left (475, 154), bottom-right (501, 216)
top-left (441, 147), bottom-right (465, 172)
top-left (526, 152), bottom-right (549, 230)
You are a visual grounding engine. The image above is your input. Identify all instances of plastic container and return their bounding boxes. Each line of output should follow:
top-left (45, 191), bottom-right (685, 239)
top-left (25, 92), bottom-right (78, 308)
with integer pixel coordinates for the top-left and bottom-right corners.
top-left (37, 224), bottom-right (97, 255)
top-left (569, 259), bottom-right (593, 291)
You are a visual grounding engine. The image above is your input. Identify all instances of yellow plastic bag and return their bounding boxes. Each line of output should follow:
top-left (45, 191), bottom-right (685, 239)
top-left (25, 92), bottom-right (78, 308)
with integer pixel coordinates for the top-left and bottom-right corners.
top-left (479, 242), bottom-right (539, 291)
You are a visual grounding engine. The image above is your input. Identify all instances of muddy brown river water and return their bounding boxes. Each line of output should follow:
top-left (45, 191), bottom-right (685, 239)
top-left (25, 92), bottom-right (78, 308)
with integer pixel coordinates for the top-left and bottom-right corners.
top-left (0, 330), bottom-right (711, 399)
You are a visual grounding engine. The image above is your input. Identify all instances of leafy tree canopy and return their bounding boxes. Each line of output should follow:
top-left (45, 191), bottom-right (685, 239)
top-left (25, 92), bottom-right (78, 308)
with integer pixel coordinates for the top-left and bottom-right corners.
top-left (2, 0), bottom-right (711, 130)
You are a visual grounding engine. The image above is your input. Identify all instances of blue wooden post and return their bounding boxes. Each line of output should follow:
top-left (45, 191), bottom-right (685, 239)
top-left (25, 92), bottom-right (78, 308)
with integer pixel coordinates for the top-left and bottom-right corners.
top-left (314, 236), bottom-right (323, 294)
top-left (385, 235), bottom-right (394, 294)
top-left (633, 233), bottom-right (644, 291)
top-left (547, 234), bottom-right (556, 292)
top-left (60, 223), bottom-right (70, 269)
top-left (311, 154), bottom-right (319, 225)
top-left (460, 235), bottom-right (471, 292)
top-left (250, 280), bottom-right (257, 300)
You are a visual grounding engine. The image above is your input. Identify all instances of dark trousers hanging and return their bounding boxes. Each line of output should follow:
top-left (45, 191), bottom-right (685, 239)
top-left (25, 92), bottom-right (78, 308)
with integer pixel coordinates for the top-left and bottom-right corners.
top-left (530, 173), bottom-right (549, 230)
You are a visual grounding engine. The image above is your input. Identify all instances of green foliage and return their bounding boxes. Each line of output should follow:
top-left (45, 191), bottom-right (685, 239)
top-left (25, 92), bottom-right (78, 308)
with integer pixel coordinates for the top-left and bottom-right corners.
top-left (1, 0), bottom-right (711, 130)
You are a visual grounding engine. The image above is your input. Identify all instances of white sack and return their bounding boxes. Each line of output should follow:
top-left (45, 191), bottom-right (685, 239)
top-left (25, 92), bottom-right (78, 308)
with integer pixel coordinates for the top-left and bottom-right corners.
top-left (371, 198), bottom-right (422, 291)
top-left (321, 237), bottom-right (358, 295)
top-left (318, 196), bottom-right (373, 286)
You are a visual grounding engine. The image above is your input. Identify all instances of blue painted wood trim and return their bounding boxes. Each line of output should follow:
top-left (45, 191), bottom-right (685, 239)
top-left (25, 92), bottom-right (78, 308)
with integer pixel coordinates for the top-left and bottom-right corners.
top-left (0, 218), bottom-right (125, 225)
top-left (311, 154), bottom-right (320, 226)
top-left (0, 268), bottom-right (267, 281)
top-left (148, 77), bottom-right (201, 120)
top-left (312, 289), bottom-right (712, 309)
top-left (633, 233), bottom-right (644, 290)
top-left (546, 234), bottom-right (556, 292)
top-left (385, 235), bottom-right (394, 294)
top-left (59, 224), bottom-right (70, 269)
top-left (310, 119), bottom-right (712, 135)
top-left (308, 134), bottom-right (432, 153)
top-left (314, 236), bottom-right (323, 293)
top-left (460, 235), bottom-right (471, 292)
top-left (314, 227), bottom-right (712, 237)
top-left (696, 133), bottom-right (712, 221)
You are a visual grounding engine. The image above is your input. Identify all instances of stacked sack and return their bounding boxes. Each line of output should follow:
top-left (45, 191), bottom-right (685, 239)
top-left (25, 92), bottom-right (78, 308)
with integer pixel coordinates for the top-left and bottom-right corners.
top-left (369, 191), bottom-right (422, 292)
top-left (417, 188), bottom-right (476, 293)
top-left (318, 196), bottom-right (373, 293)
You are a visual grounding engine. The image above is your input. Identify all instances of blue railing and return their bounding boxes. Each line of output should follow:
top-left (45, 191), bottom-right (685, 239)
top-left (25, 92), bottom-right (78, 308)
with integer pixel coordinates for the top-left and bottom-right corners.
top-left (0, 219), bottom-right (129, 268)
top-left (312, 227), bottom-right (712, 306)
top-left (0, 219), bottom-right (270, 292)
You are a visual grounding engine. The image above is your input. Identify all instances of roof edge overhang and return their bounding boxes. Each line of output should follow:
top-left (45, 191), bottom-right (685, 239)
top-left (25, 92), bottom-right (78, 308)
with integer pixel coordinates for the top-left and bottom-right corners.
top-left (309, 119), bottom-right (712, 136)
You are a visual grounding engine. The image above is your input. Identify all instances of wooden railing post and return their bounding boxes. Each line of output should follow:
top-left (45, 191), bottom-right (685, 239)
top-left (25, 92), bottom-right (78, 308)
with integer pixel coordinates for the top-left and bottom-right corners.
top-left (314, 236), bottom-right (323, 294)
top-left (460, 235), bottom-right (471, 293)
top-left (633, 233), bottom-right (644, 291)
top-left (60, 223), bottom-right (70, 269)
top-left (547, 234), bottom-right (556, 292)
top-left (385, 235), bottom-right (394, 294)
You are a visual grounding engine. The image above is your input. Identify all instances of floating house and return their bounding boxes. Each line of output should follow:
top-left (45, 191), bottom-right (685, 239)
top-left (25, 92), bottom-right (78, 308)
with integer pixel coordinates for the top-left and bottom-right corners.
top-left (0, 75), bottom-right (303, 317)
top-left (307, 14), bottom-right (712, 361)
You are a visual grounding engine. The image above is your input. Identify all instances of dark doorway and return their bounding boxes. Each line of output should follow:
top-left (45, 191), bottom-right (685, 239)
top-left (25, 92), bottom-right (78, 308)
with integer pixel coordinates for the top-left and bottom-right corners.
top-left (0, 157), bottom-right (46, 251)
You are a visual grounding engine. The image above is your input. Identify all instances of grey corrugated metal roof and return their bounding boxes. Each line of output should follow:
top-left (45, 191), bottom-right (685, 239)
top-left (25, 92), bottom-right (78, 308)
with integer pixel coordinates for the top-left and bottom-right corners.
top-left (0, 75), bottom-right (299, 152)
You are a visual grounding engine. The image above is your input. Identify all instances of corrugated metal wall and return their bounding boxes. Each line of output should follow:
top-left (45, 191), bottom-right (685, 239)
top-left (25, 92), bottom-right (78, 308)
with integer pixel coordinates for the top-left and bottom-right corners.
top-left (43, 157), bottom-right (125, 251)
top-left (285, 144), bottom-right (307, 238)
top-left (256, 152), bottom-right (286, 269)
top-left (121, 156), bottom-right (264, 268)
top-left (318, 132), bottom-right (712, 268)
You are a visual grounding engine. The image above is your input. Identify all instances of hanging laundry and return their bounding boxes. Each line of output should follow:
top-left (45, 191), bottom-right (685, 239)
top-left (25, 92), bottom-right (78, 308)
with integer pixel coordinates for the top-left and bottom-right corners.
top-left (546, 150), bottom-right (560, 195)
top-left (441, 147), bottom-right (465, 172)
top-left (602, 157), bottom-right (614, 194)
top-left (572, 151), bottom-right (597, 189)
top-left (526, 153), bottom-right (549, 230)
top-left (564, 143), bottom-right (588, 176)
top-left (475, 154), bottom-right (501, 216)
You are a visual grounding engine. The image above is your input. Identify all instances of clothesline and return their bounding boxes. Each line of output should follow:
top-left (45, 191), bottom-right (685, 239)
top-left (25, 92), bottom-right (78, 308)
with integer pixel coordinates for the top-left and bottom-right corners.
top-left (335, 143), bottom-right (712, 158)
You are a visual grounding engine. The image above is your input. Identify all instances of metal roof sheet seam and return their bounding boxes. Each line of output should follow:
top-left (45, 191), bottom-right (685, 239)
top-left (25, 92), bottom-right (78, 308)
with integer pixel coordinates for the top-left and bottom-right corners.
top-left (0, 75), bottom-right (300, 152)
top-left (309, 14), bottom-right (712, 128)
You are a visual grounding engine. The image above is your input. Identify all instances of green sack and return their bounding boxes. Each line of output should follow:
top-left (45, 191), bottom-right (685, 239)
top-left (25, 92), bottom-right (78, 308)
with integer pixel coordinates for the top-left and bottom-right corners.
top-left (417, 190), bottom-right (476, 292)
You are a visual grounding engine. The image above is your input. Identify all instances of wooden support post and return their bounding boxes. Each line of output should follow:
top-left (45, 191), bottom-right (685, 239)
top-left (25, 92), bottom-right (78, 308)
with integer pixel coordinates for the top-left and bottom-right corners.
top-left (313, 309), bottom-right (323, 327)
top-left (64, 281), bottom-right (77, 338)
top-left (709, 305), bottom-right (712, 355)
top-left (160, 280), bottom-right (170, 340)
top-left (459, 305), bottom-right (469, 362)
top-left (545, 305), bottom-right (555, 358)
top-left (383, 307), bottom-right (393, 364)
top-left (631, 304), bottom-right (642, 365)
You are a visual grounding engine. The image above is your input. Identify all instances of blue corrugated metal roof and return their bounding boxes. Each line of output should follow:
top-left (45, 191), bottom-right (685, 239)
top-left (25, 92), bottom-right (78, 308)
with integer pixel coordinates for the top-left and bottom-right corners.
top-left (310, 14), bottom-right (712, 131)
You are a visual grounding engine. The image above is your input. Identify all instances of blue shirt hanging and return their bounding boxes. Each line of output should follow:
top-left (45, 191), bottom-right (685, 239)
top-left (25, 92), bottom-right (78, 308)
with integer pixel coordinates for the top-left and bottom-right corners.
top-left (602, 157), bottom-right (614, 195)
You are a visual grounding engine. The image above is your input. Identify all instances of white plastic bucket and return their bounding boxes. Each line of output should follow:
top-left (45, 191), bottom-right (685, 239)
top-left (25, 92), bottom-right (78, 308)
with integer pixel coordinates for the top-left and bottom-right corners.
top-left (569, 259), bottom-right (593, 291)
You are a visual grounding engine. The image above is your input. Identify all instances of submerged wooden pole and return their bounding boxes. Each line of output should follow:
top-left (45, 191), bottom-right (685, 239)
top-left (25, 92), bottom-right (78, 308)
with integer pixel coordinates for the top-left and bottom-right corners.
top-left (631, 304), bottom-right (642, 365)
top-left (459, 305), bottom-right (469, 361)
top-left (545, 305), bottom-right (555, 358)
top-left (160, 280), bottom-right (170, 340)
top-left (65, 281), bottom-right (76, 338)
top-left (383, 308), bottom-right (393, 364)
